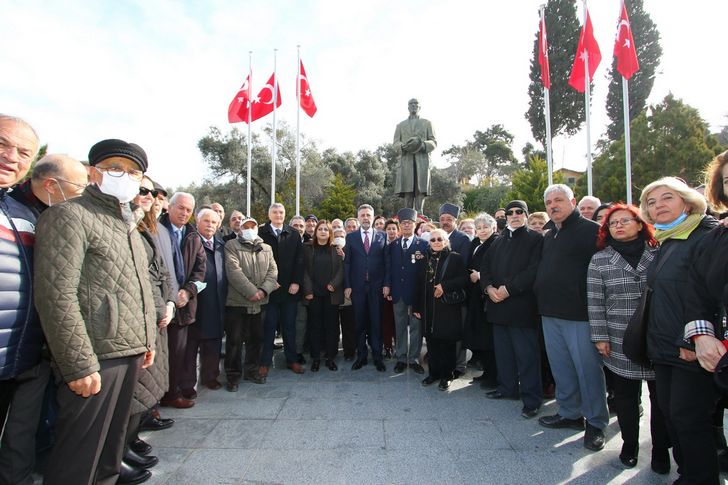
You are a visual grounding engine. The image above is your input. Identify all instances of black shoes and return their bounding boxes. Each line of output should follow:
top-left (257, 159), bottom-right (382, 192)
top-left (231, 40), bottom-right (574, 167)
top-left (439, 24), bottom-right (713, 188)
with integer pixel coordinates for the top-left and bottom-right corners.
top-left (243, 374), bottom-right (265, 384)
top-left (311, 360), bottom-right (320, 372)
top-left (620, 453), bottom-right (638, 468)
top-left (297, 353), bottom-right (307, 365)
top-left (409, 363), bottom-right (425, 374)
top-left (422, 376), bottom-right (438, 386)
top-left (118, 460), bottom-right (151, 485)
top-left (374, 361), bottom-right (386, 372)
top-left (480, 380), bottom-right (499, 390)
top-left (124, 448), bottom-right (158, 469)
top-left (583, 423), bottom-right (605, 451)
top-left (452, 370), bottom-right (464, 379)
top-left (538, 413), bottom-right (585, 430)
top-left (139, 415), bottom-right (174, 432)
top-left (521, 407), bottom-right (539, 419)
top-left (651, 448), bottom-right (670, 475)
top-left (384, 349), bottom-right (393, 360)
top-left (351, 359), bottom-right (367, 370)
top-left (394, 362), bottom-right (407, 374)
top-left (226, 381), bottom-right (239, 392)
top-left (325, 359), bottom-right (338, 371)
top-left (485, 390), bottom-right (519, 400)
top-left (130, 438), bottom-right (152, 456)
top-left (438, 379), bottom-right (451, 391)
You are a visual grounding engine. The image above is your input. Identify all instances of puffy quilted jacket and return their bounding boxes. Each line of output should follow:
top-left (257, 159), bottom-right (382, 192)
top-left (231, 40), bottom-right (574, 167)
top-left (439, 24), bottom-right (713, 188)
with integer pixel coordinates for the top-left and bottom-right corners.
top-left (34, 185), bottom-right (157, 382)
top-left (224, 236), bottom-right (278, 313)
top-left (0, 188), bottom-right (43, 379)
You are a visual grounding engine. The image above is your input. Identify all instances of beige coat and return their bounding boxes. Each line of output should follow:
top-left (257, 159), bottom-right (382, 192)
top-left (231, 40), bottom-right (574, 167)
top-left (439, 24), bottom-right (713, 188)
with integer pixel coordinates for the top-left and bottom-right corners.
top-left (224, 236), bottom-right (278, 313)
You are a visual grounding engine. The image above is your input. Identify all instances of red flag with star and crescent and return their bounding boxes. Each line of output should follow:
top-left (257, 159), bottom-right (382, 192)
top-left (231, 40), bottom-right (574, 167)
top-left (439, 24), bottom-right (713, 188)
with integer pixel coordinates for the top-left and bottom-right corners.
top-left (227, 73), bottom-right (252, 123)
top-left (538, 15), bottom-right (551, 90)
top-left (249, 73), bottom-right (281, 122)
top-left (568, 9), bottom-right (602, 93)
top-left (298, 60), bottom-right (317, 117)
top-left (614, 2), bottom-right (639, 79)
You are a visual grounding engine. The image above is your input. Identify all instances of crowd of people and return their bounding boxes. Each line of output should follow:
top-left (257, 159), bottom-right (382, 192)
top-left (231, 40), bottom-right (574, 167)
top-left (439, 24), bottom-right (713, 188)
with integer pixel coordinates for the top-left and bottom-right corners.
top-left (1, 113), bottom-right (728, 484)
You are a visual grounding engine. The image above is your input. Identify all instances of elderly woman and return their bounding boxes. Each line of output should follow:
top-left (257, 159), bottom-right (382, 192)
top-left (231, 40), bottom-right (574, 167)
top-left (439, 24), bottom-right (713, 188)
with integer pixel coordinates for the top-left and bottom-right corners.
top-left (465, 213), bottom-right (499, 388)
top-left (413, 229), bottom-right (468, 391)
top-left (588, 203), bottom-right (669, 470)
top-left (302, 220), bottom-right (344, 372)
top-left (641, 176), bottom-right (718, 482)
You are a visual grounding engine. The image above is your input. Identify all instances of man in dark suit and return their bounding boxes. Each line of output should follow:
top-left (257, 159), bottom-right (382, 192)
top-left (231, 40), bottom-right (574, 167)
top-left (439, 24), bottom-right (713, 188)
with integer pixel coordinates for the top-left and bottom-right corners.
top-left (439, 202), bottom-right (471, 378)
top-left (384, 208), bottom-right (429, 374)
top-left (344, 204), bottom-right (388, 371)
top-left (258, 203), bottom-right (305, 376)
top-left (182, 208), bottom-right (228, 391)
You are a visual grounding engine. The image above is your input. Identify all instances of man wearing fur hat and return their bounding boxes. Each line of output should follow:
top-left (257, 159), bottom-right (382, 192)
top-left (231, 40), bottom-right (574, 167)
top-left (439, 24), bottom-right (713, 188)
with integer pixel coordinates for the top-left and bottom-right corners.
top-left (34, 139), bottom-right (158, 484)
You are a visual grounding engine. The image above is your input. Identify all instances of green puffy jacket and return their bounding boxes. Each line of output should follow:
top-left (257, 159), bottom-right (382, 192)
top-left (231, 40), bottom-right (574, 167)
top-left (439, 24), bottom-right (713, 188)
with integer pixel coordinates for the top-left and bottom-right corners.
top-left (34, 185), bottom-right (157, 382)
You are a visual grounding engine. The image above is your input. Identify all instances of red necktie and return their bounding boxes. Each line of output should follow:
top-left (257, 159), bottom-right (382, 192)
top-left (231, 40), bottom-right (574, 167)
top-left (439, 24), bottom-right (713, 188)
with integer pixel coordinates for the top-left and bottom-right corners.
top-left (364, 230), bottom-right (370, 254)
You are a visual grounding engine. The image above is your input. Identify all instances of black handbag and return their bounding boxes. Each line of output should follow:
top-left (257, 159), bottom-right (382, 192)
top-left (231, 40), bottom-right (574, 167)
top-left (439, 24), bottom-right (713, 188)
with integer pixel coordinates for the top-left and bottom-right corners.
top-left (623, 243), bottom-right (677, 365)
top-left (438, 253), bottom-right (466, 305)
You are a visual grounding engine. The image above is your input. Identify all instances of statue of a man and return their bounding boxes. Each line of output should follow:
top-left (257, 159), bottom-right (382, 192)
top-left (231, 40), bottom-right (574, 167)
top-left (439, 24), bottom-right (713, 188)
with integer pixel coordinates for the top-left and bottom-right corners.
top-left (393, 98), bottom-right (436, 212)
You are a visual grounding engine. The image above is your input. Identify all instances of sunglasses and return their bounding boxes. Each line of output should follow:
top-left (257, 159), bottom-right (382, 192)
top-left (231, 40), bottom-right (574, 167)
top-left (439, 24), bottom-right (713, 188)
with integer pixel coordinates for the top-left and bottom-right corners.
top-left (139, 187), bottom-right (159, 197)
top-left (430, 237), bottom-right (444, 242)
top-left (505, 209), bottom-right (525, 216)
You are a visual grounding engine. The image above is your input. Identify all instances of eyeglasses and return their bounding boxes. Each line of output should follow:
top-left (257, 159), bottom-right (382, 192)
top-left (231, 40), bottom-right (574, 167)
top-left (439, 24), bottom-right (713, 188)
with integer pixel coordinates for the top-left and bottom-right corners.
top-left (430, 237), bottom-right (444, 242)
top-left (96, 166), bottom-right (144, 181)
top-left (608, 217), bottom-right (638, 228)
top-left (49, 177), bottom-right (88, 189)
top-left (506, 209), bottom-right (525, 216)
top-left (139, 187), bottom-right (159, 197)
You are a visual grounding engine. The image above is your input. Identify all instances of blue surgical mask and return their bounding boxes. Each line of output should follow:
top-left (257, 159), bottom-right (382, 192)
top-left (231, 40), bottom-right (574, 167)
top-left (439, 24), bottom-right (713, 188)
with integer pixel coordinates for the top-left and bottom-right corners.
top-left (654, 212), bottom-right (688, 231)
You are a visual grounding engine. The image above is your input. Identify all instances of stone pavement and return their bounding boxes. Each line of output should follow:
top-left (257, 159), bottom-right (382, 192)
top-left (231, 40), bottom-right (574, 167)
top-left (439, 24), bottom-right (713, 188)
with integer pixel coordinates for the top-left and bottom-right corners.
top-left (142, 351), bottom-right (686, 485)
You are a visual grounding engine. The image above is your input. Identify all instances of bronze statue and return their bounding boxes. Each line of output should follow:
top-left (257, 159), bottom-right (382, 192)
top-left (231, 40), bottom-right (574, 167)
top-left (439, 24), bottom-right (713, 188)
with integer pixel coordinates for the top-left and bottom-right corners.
top-left (393, 98), bottom-right (436, 212)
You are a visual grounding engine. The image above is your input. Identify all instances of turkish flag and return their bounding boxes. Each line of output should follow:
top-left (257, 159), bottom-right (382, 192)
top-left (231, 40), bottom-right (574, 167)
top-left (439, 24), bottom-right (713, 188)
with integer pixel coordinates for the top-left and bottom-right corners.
top-left (568, 9), bottom-right (602, 92)
top-left (227, 74), bottom-right (251, 123)
top-left (298, 60), bottom-right (317, 117)
top-left (538, 16), bottom-right (551, 90)
top-left (249, 73), bottom-right (281, 122)
top-left (614, 2), bottom-right (639, 79)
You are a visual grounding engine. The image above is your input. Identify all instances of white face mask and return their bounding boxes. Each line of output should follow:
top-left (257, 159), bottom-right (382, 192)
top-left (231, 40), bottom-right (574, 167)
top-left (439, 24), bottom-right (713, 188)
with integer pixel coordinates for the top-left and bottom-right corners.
top-left (334, 237), bottom-right (346, 248)
top-left (46, 180), bottom-right (68, 207)
top-left (98, 172), bottom-right (140, 203)
top-left (241, 228), bottom-right (258, 241)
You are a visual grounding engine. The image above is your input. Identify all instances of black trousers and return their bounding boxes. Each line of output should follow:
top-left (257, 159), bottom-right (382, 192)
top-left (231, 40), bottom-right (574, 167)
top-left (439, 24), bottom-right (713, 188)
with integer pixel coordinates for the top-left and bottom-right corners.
top-left (163, 321), bottom-right (188, 400)
top-left (426, 336), bottom-right (456, 380)
top-left (181, 324), bottom-right (221, 389)
top-left (339, 306), bottom-right (356, 358)
top-left (611, 374), bottom-right (670, 457)
top-left (654, 364), bottom-right (720, 484)
top-left (308, 296), bottom-right (339, 360)
top-left (224, 307), bottom-right (263, 383)
top-left (492, 324), bottom-right (542, 410)
top-left (45, 355), bottom-right (142, 485)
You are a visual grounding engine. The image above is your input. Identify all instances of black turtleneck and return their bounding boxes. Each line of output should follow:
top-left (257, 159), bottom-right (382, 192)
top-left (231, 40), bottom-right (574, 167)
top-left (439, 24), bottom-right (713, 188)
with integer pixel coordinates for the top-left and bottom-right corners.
top-left (609, 237), bottom-right (645, 269)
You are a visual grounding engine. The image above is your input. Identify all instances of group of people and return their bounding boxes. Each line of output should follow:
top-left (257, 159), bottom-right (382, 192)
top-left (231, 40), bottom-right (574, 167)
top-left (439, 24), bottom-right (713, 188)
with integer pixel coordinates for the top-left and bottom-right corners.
top-left (2, 112), bottom-right (728, 484)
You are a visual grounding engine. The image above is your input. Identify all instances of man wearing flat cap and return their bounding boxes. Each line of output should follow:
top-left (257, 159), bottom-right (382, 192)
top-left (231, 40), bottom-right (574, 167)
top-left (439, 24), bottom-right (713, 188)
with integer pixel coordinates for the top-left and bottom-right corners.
top-left (384, 208), bottom-right (429, 374)
top-left (34, 138), bottom-right (158, 484)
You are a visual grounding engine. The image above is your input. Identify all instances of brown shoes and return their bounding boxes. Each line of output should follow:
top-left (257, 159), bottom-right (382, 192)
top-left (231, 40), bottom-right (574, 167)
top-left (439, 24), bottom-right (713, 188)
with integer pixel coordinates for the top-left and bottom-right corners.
top-left (288, 362), bottom-right (305, 374)
top-left (258, 366), bottom-right (269, 378)
top-left (159, 396), bottom-right (195, 409)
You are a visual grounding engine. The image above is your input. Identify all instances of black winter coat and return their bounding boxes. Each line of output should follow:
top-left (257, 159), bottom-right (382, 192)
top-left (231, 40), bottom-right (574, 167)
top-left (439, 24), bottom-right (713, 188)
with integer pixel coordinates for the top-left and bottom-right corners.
top-left (481, 226), bottom-right (542, 327)
top-left (464, 234), bottom-right (497, 350)
top-left (258, 223), bottom-right (303, 303)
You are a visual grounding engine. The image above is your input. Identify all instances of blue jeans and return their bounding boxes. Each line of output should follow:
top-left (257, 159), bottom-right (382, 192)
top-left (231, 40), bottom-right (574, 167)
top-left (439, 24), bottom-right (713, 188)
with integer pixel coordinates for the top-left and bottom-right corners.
top-left (542, 316), bottom-right (609, 429)
top-left (261, 300), bottom-right (298, 366)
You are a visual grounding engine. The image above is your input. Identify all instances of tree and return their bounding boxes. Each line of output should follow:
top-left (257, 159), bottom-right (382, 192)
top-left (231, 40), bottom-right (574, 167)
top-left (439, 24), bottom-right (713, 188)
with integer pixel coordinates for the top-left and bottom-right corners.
top-left (317, 174), bottom-right (357, 221)
top-left (525, 0), bottom-right (584, 144)
top-left (442, 124), bottom-right (521, 185)
top-left (463, 185), bottom-right (510, 215)
top-left (421, 167), bottom-right (463, 220)
top-left (577, 94), bottom-right (724, 202)
top-left (504, 156), bottom-right (564, 212)
top-left (716, 119), bottom-right (728, 147)
top-left (605, 0), bottom-right (662, 141)
top-left (350, 149), bottom-right (387, 212)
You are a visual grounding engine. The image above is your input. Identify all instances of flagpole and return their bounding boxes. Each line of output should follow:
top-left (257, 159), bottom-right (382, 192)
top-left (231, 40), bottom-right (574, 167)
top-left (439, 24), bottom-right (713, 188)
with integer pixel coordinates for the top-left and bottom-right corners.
top-left (540, 5), bottom-right (553, 186)
top-left (583, 0), bottom-right (593, 196)
top-left (622, 76), bottom-right (633, 205)
top-left (247, 51), bottom-right (253, 217)
top-left (271, 48), bottom-right (278, 206)
top-left (296, 46), bottom-right (301, 216)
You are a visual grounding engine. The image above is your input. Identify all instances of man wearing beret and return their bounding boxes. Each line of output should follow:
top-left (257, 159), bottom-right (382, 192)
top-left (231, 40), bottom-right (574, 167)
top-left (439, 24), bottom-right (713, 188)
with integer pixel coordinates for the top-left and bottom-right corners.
top-left (384, 208), bottom-right (429, 374)
top-left (34, 139), bottom-right (158, 484)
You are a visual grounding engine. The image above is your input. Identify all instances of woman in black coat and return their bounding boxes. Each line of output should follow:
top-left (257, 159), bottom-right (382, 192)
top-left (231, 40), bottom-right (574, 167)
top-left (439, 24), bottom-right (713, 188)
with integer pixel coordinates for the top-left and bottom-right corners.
top-left (414, 229), bottom-right (468, 391)
top-left (465, 213), bottom-right (498, 388)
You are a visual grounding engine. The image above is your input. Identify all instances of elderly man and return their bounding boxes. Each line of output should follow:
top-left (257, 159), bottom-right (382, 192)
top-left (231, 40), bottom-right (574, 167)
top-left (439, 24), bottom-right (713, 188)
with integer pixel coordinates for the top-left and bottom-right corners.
top-left (258, 203), bottom-right (304, 376)
top-left (534, 184), bottom-right (608, 451)
top-left (211, 202), bottom-right (230, 238)
top-left (384, 208), bottom-right (429, 374)
top-left (34, 138), bottom-right (157, 485)
top-left (223, 210), bottom-right (244, 242)
top-left (181, 208), bottom-right (227, 392)
top-left (481, 201), bottom-right (544, 419)
top-left (159, 192), bottom-right (206, 408)
top-left (0, 115), bottom-right (46, 485)
top-left (331, 218), bottom-right (344, 232)
top-left (577, 195), bottom-right (601, 221)
top-left (345, 204), bottom-right (388, 371)
top-left (344, 217), bottom-right (359, 234)
top-left (289, 215), bottom-right (306, 241)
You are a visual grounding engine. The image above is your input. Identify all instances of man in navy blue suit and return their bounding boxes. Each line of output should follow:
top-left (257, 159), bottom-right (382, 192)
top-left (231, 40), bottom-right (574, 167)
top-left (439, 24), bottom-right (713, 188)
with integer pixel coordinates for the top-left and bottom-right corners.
top-left (439, 203), bottom-right (471, 378)
top-left (344, 204), bottom-right (387, 371)
top-left (384, 208), bottom-right (429, 374)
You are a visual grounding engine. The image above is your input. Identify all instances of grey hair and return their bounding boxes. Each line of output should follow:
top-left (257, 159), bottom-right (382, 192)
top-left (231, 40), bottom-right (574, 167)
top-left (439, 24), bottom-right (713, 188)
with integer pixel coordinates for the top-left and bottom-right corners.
top-left (357, 204), bottom-right (374, 214)
top-left (543, 184), bottom-right (574, 202)
top-left (473, 212), bottom-right (496, 229)
top-left (268, 202), bottom-right (285, 213)
top-left (429, 228), bottom-right (450, 249)
top-left (169, 192), bottom-right (195, 207)
top-left (196, 208), bottom-right (219, 222)
top-left (0, 114), bottom-right (39, 147)
top-left (344, 217), bottom-right (359, 228)
top-left (289, 215), bottom-right (304, 225)
top-left (578, 195), bottom-right (601, 207)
